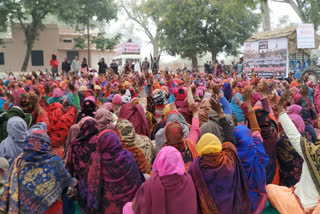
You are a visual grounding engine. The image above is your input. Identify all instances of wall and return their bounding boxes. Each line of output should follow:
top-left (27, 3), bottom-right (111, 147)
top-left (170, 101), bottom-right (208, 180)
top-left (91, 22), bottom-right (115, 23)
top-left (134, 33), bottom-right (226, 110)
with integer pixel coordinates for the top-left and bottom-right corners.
top-left (0, 24), bottom-right (116, 74)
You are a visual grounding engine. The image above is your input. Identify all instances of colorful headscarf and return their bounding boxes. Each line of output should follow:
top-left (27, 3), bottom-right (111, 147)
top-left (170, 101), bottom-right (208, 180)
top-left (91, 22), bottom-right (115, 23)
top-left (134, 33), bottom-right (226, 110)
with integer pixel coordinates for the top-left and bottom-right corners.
top-left (222, 82), bottom-right (232, 101)
top-left (233, 125), bottom-right (269, 213)
top-left (76, 100), bottom-right (97, 123)
top-left (0, 130), bottom-right (75, 214)
top-left (133, 146), bottom-right (197, 214)
top-left (196, 133), bottom-right (222, 157)
top-left (189, 141), bottom-right (251, 214)
top-left (65, 119), bottom-right (99, 180)
top-left (95, 108), bottom-right (115, 132)
top-left (79, 130), bottom-right (144, 214)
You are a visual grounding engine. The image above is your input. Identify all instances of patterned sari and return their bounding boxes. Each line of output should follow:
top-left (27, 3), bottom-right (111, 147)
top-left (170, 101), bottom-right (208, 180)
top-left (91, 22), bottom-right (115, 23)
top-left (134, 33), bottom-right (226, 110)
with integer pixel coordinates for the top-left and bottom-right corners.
top-left (164, 122), bottom-right (198, 172)
top-left (233, 125), bottom-right (269, 214)
top-left (189, 142), bottom-right (251, 214)
top-left (0, 130), bottom-right (75, 214)
top-left (65, 119), bottom-right (99, 180)
top-left (79, 130), bottom-right (144, 214)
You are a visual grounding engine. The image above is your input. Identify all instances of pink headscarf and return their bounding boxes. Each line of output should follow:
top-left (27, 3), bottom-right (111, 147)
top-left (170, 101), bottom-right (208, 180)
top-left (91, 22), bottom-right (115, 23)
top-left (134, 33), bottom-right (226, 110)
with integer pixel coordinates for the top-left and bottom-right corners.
top-left (112, 94), bottom-right (122, 105)
top-left (288, 113), bottom-right (305, 134)
top-left (251, 92), bottom-right (262, 106)
top-left (287, 104), bottom-right (302, 115)
top-left (152, 146), bottom-right (184, 177)
top-left (103, 102), bottom-right (114, 111)
top-left (84, 96), bottom-right (96, 104)
top-left (52, 87), bottom-right (64, 98)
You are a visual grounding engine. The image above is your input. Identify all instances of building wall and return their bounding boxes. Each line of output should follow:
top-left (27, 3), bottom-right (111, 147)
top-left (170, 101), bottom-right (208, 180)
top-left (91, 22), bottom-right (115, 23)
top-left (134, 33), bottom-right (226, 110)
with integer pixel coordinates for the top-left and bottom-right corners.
top-left (0, 24), bottom-right (116, 73)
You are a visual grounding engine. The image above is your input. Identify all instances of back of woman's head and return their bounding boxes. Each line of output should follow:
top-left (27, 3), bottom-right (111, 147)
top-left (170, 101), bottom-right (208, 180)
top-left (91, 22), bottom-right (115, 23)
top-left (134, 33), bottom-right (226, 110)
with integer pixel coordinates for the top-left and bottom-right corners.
top-left (153, 146), bottom-right (184, 177)
top-left (196, 133), bottom-right (222, 157)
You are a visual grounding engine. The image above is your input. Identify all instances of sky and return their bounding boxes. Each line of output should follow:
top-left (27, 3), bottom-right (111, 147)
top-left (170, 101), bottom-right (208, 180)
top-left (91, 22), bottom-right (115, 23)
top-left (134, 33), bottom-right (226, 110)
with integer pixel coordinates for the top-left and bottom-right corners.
top-left (106, 0), bottom-right (304, 64)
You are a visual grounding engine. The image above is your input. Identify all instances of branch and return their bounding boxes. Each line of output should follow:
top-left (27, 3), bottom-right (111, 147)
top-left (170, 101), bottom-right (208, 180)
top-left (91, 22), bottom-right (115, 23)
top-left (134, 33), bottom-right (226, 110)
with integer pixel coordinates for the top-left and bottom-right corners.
top-left (271, 0), bottom-right (303, 20)
top-left (121, 3), bottom-right (155, 41)
top-left (17, 16), bottom-right (27, 33)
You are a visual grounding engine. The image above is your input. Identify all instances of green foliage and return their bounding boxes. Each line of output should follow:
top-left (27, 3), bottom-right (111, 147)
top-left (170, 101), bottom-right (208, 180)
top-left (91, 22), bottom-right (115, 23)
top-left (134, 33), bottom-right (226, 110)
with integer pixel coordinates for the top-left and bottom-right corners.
top-left (74, 37), bottom-right (87, 49)
top-left (296, 0), bottom-right (320, 28)
top-left (92, 33), bottom-right (121, 51)
top-left (147, 0), bottom-right (260, 60)
top-left (0, 0), bottom-right (73, 71)
top-left (58, 0), bottom-right (117, 30)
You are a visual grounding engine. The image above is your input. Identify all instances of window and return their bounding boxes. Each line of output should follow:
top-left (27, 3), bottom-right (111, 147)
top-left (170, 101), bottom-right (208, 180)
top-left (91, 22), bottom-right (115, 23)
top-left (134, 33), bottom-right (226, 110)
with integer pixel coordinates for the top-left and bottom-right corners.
top-left (31, 50), bottom-right (44, 66)
top-left (0, 53), bottom-right (4, 65)
top-left (67, 51), bottom-right (79, 62)
top-left (63, 39), bottom-right (73, 43)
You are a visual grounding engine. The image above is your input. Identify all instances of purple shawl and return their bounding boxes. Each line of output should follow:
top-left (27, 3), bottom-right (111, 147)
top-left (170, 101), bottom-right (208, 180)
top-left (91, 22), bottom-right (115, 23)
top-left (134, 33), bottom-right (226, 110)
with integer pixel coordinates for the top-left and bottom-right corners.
top-left (189, 142), bottom-right (251, 214)
top-left (65, 119), bottom-right (99, 180)
top-left (79, 130), bottom-right (144, 214)
top-left (134, 146), bottom-right (197, 214)
top-left (118, 103), bottom-right (150, 137)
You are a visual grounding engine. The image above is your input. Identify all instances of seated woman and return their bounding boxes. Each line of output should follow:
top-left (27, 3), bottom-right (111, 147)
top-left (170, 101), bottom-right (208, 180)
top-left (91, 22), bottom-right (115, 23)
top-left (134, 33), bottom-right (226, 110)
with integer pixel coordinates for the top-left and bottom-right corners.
top-left (0, 130), bottom-right (76, 214)
top-left (189, 97), bottom-right (250, 214)
top-left (116, 119), bottom-right (154, 173)
top-left (233, 89), bottom-right (269, 214)
top-left (118, 99), bottom-right (150, 137)
top-left (47, 101), bottom-right (78, 158)
top-left (0, 116), bottom-right (47, 167)
top-left (162, 103), bottom-right (200, 172)
top-left (124, 146), bottom-right (197, 214)
top-left (267, 91), bottom-right (320, 214)
top-left (65, 118), bottom-right (99, 180)
top-left (79, 130), bottom-right (145, 214)
top-left (95, 108), bottom-right (115, 132)
top-left (277, 111), bottom-right (306, 187)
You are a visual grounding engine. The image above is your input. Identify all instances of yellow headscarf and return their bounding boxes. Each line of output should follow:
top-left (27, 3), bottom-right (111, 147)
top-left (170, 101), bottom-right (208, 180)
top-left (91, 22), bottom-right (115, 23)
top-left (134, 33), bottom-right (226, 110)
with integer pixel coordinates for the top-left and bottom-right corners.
top-left (196, 133), bottom-right (222, 157)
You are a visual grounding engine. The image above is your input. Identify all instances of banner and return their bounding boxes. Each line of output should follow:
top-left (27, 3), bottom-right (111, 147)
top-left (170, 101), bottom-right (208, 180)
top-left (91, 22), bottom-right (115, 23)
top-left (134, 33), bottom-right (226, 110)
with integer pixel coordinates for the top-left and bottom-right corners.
top-left (244, 37), bottom-right (288, 78)
top-left (116, 42), bottom-right (141, 55)
top-left (297, 24), bottom-right (315, 49)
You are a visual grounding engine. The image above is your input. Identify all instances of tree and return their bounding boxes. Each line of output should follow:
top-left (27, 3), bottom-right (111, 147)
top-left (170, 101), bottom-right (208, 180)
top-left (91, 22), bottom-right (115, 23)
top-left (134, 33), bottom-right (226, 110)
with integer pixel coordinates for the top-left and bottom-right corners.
top-left (0, 0), bottom-right (67, 72)
top-left (59, 0), bottom-right (117, 66)
top-left (120, 0), bottom-right (160, 57)
top-left (261, 0), bottom-right (271, 31)
top-left (91, 33), bottom-right (121, 51)
top-left (273, 0), bottom-right (320, 29)
top-left (150, 0), bottom-right (260, 66)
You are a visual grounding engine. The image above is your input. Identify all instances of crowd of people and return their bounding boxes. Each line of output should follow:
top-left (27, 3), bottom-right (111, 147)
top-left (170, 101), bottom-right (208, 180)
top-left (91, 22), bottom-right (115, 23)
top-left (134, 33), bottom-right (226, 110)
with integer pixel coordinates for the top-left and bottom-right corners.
top-left (0, 57), bottom-right (320, 214)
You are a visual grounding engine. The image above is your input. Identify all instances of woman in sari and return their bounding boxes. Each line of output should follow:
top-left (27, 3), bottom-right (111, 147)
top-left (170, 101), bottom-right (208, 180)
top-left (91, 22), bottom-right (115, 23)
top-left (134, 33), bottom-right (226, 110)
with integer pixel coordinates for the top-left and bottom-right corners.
top-left (95, 108), bottom-right (115, 132)
top-left (0, 106), bottom-right (33, 141)
top-left (118, 99), bottom-right (150, 137)
top-left (267, 91), bottom-right (320, 214)
top-left (116, 119), bottom-right (154, 174)
top-left (163, 120), bottom-right (198, 172)
top-left (277, 113), bottom-right (305, 187)
top-left (65, 118), bottom-right (99, 180)
top-left (0, 117), bottom-right (47, 167)
top-left (76, 98), bottom-right (97, 123)
top-left (189, 99), bottom-right (251, 214)
top-left (124, 146), bottom-right (197, 214)
top-left (79, 130), bottom-right (145, 214)
top-left (0, 130), bottom-right (76, 214)
top-left (47, 102), bottom-right (78, 158)
top-left (233, 89), bottom-right (269, 214)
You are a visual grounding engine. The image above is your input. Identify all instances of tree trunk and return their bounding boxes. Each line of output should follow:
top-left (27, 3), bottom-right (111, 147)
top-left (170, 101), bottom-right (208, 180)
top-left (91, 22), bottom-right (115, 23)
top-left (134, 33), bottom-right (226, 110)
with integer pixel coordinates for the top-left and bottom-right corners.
top-left (87, 16), bottom-right (91, 67)
top-left (21, 42), bottom-right (32, 72)
top-left (211, 51), bottom-right (217, 63)
top-left (152, 41), bottom-right (159, 58)
top-left (191, 55), bottom-right (198, 70)
top-left (261, 0), bottom-right (271, 31)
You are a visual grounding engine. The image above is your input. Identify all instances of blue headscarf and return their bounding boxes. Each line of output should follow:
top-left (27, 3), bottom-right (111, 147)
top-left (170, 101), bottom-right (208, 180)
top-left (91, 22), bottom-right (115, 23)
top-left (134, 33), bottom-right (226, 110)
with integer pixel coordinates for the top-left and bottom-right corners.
top-left (230, 93), bottom-right (245, 123)
top-left (233, 125), bottom-right (269, 213)
top-left (0, 130), bottom-right (76, 214)
top-left (222, 82), bottom-right (232, 101)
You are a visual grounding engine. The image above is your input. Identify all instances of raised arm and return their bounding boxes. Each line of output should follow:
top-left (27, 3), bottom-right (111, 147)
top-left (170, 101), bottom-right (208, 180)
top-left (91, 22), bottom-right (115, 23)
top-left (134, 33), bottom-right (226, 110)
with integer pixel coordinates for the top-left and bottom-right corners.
top-left (277, 90), bottom-right (303, 158)
top-left (243, 88), bottom-right (260, 133)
